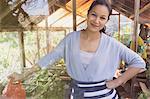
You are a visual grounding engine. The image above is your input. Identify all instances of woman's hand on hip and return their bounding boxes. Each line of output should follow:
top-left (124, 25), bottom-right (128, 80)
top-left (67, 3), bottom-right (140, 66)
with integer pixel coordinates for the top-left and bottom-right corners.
top-left (106, 78), bottom-right (123, 89)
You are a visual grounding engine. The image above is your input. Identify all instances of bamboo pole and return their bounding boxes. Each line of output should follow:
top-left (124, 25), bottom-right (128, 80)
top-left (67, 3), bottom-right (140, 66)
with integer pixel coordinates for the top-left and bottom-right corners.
top-left (118, 13), bottom-right (121, 41)
top-left (64, 30), bottom-right (67, 36)
top-left (0, 3), bottom-right (1, 31)
top-left (45, 17), bottom-right (50, 54)
top-left (36, 29), bottom-right (40, 59)
top-left (18, 29), bottom-right (26, 67)
top-left (0, 18), bottom-right (1, 31)
top-left (131, 0), bottom-right (140, 98)
top-left (133, 0), bottom-right (140, 52)
top-left (72, 0), bottom-right (77, 31)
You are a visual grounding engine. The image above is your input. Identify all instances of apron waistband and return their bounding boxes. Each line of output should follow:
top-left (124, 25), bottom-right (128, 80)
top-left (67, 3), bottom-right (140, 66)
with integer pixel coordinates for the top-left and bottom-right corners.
top-left (70, 80), bottom-right (118, 99)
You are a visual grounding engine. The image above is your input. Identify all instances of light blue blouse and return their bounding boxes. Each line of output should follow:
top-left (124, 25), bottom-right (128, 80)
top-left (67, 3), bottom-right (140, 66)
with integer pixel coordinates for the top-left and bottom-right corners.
top-left (37, 31), bottom-right (146, 82)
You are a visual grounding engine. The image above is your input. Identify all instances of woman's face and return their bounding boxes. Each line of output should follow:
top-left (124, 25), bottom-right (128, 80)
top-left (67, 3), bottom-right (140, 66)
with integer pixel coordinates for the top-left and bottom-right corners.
top-left (87, 4), bottom-right (109, 32)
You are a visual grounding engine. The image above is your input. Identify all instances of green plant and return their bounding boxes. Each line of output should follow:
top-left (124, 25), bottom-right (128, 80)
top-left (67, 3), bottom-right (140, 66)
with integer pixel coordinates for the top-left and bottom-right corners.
top-left (24, 60), bottom-right (69, 99)
top-left (138, 92), bottom-right (150, 99)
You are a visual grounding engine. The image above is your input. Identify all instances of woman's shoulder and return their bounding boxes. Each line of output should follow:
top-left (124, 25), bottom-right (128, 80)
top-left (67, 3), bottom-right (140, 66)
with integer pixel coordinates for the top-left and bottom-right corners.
top-left (102, 33), bottom-right (117, 42)
top-left (62, 31), bottom-right (80, 43)
top-left (65, 30), bottom-right (80, 38)
top-left (102, 33), bottom-right (125, 47)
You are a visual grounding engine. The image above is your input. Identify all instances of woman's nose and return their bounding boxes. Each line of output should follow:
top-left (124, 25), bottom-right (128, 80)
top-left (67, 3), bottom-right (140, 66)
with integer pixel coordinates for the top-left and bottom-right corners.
top-left (94, 17), bottom-right (100, 24)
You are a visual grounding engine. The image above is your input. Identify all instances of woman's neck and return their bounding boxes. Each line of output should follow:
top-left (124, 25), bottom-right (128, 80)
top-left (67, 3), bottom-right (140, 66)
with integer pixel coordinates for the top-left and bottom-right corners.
top-left (82, 29), bottom-right (101, 41)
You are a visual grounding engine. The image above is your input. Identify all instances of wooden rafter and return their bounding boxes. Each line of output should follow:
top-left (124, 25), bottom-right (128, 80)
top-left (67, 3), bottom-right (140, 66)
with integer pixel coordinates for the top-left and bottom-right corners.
top-left (77, 19), bottom-right (86, 26)
top-left (55, 3), bottom-right (85, 18)
top-left (77, 0), bottom-right (90, 8)
top-left (129, 3), bottom-right (150, 18)
top-left (139, 17), bottom-right (150, 24)
top-left (76, 0), bottom-right (93, 14)
top-left (112, 5), bottom-right (131, 17)
top-left (111, 5), bottom-right (126, 16)
top-left (113, 0), bottom-right (133, 12)
top-left (0, 26), bottom-right (71, 32)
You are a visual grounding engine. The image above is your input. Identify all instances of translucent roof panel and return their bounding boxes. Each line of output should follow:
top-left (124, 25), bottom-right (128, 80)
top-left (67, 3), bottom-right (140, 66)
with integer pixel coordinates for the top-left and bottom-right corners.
top-left (37, 8), bottom-right (69, 27)
top-left (48, 8), bottom-right (69, 25)
top-left (52, 13), bottom-right (85, 27)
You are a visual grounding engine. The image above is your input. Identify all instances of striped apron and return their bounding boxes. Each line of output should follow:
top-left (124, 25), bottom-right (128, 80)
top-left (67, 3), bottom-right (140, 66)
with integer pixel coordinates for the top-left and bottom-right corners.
top-left (70, 80), bottom-right (119, 99)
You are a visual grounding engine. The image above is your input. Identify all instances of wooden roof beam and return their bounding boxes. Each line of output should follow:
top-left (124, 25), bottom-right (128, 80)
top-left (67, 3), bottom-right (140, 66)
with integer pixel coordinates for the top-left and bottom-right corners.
top-left (0, 26), bottom-right (71, 32)
top-left (75, 0), bottom-right (93, 12)
top-left (133, 0), bottom-right (140, 52)
top-left (77, 19), bottom-right (86, 26)
top-left (55, 3), bottom-right (85, 18)
top-left (112, 5), bottom-right (131, 17)
top-left (129, 3), bottom-right (150, 18)
top-left (139, 17), bottom-right (150, 24)
top-left (26, 26), bottom-right (71, 31)
top-left (113, 0), bottom-right (133, 12)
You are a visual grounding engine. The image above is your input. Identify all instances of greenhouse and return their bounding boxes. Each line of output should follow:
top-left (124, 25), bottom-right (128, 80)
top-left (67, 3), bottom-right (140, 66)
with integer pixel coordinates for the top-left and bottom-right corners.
top-left (0, 0), bottom-right (150, 99)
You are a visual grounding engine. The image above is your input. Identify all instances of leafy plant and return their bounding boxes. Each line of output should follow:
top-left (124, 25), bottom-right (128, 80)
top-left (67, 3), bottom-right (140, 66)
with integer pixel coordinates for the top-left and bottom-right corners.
top-left (24, 60), bottom-right (69, 99)
top-left (138, 92), bottom-right (150, 99)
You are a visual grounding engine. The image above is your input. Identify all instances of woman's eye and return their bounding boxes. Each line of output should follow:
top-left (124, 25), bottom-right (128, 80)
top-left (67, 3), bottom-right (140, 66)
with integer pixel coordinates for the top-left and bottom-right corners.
top-left (91, 13), bottom-right (97, 17)
top-left (100, 17), bottom-right (106, 20)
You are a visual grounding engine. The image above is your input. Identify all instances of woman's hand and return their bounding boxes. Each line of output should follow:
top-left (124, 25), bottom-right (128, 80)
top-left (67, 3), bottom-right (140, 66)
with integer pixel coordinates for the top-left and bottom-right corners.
top-left (8, 72), bottom-right (24, 81)
top-left (8, 65), bottom-right (40, 82)
top-left (106, 78), bottom-right (123, 89)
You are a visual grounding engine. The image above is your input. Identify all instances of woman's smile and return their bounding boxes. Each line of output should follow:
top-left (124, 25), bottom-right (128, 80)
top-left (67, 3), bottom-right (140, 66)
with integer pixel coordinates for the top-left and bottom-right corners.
top-left (91, 23), bottom-right (100, 27)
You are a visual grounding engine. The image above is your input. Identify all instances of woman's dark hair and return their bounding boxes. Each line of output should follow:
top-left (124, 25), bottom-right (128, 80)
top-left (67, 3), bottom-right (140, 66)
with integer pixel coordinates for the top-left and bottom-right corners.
top-left (87, 0), bottom-right (112, 33)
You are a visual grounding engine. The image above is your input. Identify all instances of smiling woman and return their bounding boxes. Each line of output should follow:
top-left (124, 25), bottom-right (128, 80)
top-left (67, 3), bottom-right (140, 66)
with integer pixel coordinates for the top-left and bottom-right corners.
top-left (9, 0), bottom-right (146, 99)
top-left (87, 0), bottom-right (112, 34)
top-left (86, 5), bottom-right (109, 33)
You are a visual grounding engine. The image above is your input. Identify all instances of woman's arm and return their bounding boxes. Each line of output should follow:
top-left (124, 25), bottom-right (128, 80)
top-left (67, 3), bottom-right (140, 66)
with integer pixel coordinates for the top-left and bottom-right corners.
top-left (8, 33), bottom-right (69, 81)
top-left (8, 64), bottom-right (41, 81)
top-left (106, 41), bottom-right (146, 89)
top-left (106, 67), bottom-right (142, 89)
top-left (23, 64), bottom-right (41, 79)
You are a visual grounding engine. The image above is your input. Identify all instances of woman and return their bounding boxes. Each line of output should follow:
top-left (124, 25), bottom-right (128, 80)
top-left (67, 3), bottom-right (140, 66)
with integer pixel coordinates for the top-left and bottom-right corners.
top-left (9, 0), bottom-right (146, 98)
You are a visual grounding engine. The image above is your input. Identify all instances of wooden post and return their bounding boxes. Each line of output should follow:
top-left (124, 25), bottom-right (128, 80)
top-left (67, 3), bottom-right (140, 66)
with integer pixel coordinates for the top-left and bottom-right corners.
top-left (18, 29), bottom-right (26, 68)
top-left (64, 30), bottom-right (67, 36)
top-left (0, 18), bottom-right (1, 31)
top-left (36, 29), bottom-right (40, 59)
top-left (131, 0), bottom-right (140, 98)
top-left (45, 17), bottom-right (50, 54)
top-left (133, 0), bottom-right (140, 52)
top-left (72, 0), bottom-right (77, 31)
top-left (118, 13), bottom-right (121, 41)
top-left (0, 3), bottom-right (1, 31)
